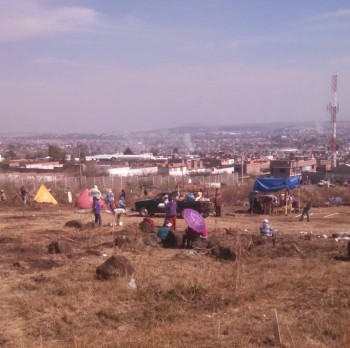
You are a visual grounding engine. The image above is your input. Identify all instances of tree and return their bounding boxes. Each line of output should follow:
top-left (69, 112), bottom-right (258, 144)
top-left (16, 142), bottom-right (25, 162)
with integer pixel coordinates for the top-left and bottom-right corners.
top-left (48, 144), bottom-right (66, 162)
top-left (124, 147), bottom-right (134, 155)
top-left (150, 148), bottom-right (158, 156)
top-left (4, 150), bottom-right (17, 160)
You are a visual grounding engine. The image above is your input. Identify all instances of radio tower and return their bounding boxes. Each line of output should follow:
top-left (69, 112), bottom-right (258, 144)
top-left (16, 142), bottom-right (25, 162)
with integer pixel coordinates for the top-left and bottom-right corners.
top-left (327, 75), bottom-right (339, 168)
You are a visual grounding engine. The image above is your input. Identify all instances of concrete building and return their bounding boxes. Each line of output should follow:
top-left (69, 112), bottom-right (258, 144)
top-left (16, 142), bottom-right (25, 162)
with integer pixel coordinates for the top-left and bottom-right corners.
top-left (270, 158), bottom-right (317, 178)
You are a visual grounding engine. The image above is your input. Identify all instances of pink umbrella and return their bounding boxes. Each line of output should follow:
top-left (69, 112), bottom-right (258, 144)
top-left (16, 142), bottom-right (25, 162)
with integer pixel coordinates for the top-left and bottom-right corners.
top-left (182, 208), bottom-right (206, 233)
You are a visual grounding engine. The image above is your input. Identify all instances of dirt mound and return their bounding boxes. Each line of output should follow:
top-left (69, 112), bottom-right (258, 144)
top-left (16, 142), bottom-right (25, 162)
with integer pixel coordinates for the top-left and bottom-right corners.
top-left (143, 234), bottom-right (160, 247)
top-left (65, 220), bottom-right (83, 229)
top-left (48, 241), bottom-right (73, 256)
top-left (96, 255), bottom-right (134, 280)
top-left (112, 228), bottom-right (144, 251)
top-left (212, 246), bottom-right (236, 260)
top-left (139, 220), bottom-right (155, 233)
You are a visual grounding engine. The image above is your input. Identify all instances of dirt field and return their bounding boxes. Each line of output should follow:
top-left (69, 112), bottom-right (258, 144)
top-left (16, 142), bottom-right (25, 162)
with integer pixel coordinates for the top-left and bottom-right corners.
top-left (0, 202), bottom-right (350, 347)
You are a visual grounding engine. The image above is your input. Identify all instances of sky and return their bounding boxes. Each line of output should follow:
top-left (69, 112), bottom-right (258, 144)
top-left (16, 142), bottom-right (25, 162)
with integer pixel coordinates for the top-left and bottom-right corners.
top-left (0, 0), bottom-right (350, 133)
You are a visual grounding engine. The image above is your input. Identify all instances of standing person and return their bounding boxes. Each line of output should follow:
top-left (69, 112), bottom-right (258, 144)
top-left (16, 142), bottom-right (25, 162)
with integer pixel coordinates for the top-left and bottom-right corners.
top-left (300, 201), bottom-right (311, 222)
top-left (143, 185), bottom-right (148, 197)
top-left (196, 189), bottom-right (203, 201)
top-left (214, 188), bottom-right (222, 217)
top-left (0, 190), bottom-right (6, 201)
top-left (279, 191), bottom-right (286, 207)
top-left (106, 188), bottom-right (115, 211)
top-left (20, 186), bottom-right (28, 204)
top-left (92, 196), bottom-right (102, 227)
top-left (165, 195), bottom-right (177, 231)
top-left (120, 189), bottom-right (126, 201)
top-left (186, 192), bottom-right (195, 201)
top-left (89, 185), bottom-right (101, 198)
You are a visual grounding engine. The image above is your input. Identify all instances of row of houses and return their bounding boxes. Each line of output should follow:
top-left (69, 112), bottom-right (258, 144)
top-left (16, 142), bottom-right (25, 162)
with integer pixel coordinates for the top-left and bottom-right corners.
top-left (2, 154), bottom-right (350, 184)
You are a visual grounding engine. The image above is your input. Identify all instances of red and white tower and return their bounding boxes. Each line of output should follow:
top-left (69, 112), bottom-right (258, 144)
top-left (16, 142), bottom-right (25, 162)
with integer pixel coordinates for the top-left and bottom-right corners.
top-left (327, 75), bottom-right (339, 168)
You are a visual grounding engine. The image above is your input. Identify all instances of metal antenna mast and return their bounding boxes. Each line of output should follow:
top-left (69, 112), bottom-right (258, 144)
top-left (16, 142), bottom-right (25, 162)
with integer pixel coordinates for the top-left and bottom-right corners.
top-left (327, 75), bottom-right (339, 168)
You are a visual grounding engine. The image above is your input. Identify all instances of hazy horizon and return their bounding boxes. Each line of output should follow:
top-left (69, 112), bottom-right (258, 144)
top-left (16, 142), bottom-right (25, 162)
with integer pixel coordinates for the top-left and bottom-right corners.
top-left (1, 0), bottom-right (349, 133)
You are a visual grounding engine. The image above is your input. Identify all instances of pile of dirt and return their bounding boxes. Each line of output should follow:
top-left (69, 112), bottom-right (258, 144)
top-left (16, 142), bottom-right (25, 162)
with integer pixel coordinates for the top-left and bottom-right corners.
top-left (48, 241), bottom-right (73, 256)
top-left (65, 220), bottom-right (83, 229)
top-left (96, 255), bottom-right (134, 280)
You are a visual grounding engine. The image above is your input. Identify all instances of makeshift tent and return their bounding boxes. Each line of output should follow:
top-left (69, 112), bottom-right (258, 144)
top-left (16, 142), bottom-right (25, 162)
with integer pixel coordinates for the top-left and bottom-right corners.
top-left (253, 177), bottom-right (301, 192)
top-left (252, 177), bottom-right (301, 213)
top-left (75, 188), bottom-right (106, 209)
top-left (34, 184), bottom-right (58, 205)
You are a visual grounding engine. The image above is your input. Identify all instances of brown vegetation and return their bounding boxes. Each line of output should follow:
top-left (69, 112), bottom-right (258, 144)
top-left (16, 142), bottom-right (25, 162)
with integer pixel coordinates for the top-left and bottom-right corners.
top-left (0, 188), bottom-right (350, 347)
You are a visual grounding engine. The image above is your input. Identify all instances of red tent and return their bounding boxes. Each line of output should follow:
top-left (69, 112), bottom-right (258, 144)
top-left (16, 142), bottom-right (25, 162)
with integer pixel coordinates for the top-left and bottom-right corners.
top-left (75, 188), bottom-right (106, 209)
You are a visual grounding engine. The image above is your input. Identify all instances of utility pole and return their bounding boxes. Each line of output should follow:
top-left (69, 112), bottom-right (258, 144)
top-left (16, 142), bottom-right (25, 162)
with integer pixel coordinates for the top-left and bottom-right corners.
top-left (327, 75), bottom-right (339, 169)
top-left (78, 143), bottom-right (82, 188)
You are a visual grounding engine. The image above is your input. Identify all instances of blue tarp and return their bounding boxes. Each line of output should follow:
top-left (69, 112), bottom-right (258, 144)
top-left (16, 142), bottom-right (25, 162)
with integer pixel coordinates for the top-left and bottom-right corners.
top-left (253, 177), bottom-right (301, 192)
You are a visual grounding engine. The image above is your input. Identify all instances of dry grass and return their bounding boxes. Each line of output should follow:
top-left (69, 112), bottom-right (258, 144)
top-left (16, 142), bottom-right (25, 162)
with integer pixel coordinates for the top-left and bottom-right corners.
top-left (0, 201), bottom-right (350, 347)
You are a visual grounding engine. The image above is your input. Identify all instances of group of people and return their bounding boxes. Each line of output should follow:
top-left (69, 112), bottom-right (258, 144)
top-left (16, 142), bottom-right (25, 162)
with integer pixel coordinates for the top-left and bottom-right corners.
top-left (249, 190), bottom-right (298, 215)
top-left (157, 188), bottom-right (222, 218)
top-left (90, 185), bottom-right (127, 227)
top-left (156, 193), bottom-right (209, 248)
top-left (259, 199), bottom-right (312, 244)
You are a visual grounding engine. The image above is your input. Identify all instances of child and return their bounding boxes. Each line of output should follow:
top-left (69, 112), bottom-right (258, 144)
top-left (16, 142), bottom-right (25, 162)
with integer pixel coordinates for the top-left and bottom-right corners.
top-left (92, 196), bottom-right (102, 227)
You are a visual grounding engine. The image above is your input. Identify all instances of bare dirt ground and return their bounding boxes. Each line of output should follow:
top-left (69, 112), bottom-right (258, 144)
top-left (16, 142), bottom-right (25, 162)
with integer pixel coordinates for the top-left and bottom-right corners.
top-left (0, 202), bottom-right (350, 347)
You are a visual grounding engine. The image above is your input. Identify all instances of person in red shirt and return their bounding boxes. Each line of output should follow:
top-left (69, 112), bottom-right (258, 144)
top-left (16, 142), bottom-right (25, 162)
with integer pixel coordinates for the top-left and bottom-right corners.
top-left (182, 226), bottom-right (208, 248)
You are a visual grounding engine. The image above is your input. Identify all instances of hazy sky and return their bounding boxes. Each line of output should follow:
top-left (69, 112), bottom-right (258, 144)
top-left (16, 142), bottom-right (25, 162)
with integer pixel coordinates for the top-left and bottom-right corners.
top-left (1, 0), bottom-right (349, 133)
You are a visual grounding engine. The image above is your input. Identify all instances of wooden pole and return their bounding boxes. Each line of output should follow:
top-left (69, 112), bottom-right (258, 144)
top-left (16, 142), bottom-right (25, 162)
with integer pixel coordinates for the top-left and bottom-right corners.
top-left (271, 309), bottom-right (281, 346)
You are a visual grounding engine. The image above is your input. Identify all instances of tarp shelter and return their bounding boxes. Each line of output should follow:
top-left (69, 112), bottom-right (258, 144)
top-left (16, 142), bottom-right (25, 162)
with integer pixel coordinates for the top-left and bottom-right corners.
top-left (34, 184), bottom-right (58, 205)
top-left (253, 177), bottom-right (301, 192)
top-left (75, 188), bottom-right (106, 209)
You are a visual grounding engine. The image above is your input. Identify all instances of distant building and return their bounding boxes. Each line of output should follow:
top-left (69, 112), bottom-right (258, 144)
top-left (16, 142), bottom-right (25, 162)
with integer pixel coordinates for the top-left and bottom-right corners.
top-left (330, 164), bottom-right (350, 183)
top-left (316, 159), bottom-right (331, 172)
top-left (270, 158), bottom-right (316, 178)
top-left (85, 153), bottom-right (156, 161)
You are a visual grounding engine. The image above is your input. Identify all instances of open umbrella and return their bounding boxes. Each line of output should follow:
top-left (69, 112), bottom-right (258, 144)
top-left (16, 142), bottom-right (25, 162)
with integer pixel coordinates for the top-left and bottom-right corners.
top-left (182, 208), bottom-right (206, 233)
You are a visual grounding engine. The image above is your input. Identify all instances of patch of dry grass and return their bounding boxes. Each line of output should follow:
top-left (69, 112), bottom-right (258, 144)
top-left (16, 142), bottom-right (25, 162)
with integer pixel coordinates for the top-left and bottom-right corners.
top-left (0, 202), bottom-right (350, 347)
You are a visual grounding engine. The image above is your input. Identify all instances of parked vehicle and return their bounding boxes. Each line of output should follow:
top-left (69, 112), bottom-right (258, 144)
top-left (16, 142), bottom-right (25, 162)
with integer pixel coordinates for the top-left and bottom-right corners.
top-left (133, 192), bottom-right (213, 217)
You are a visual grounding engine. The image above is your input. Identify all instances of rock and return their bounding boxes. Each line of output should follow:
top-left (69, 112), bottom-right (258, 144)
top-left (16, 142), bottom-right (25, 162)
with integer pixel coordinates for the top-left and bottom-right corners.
top-left (212, 246), bottom-right (236, 261)
top-left (65, 220), bottom-right (83, 229)
top-left (48, 241), bottom-right (73, 256)
top-left (96, 255), bottom-right (134, 280)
